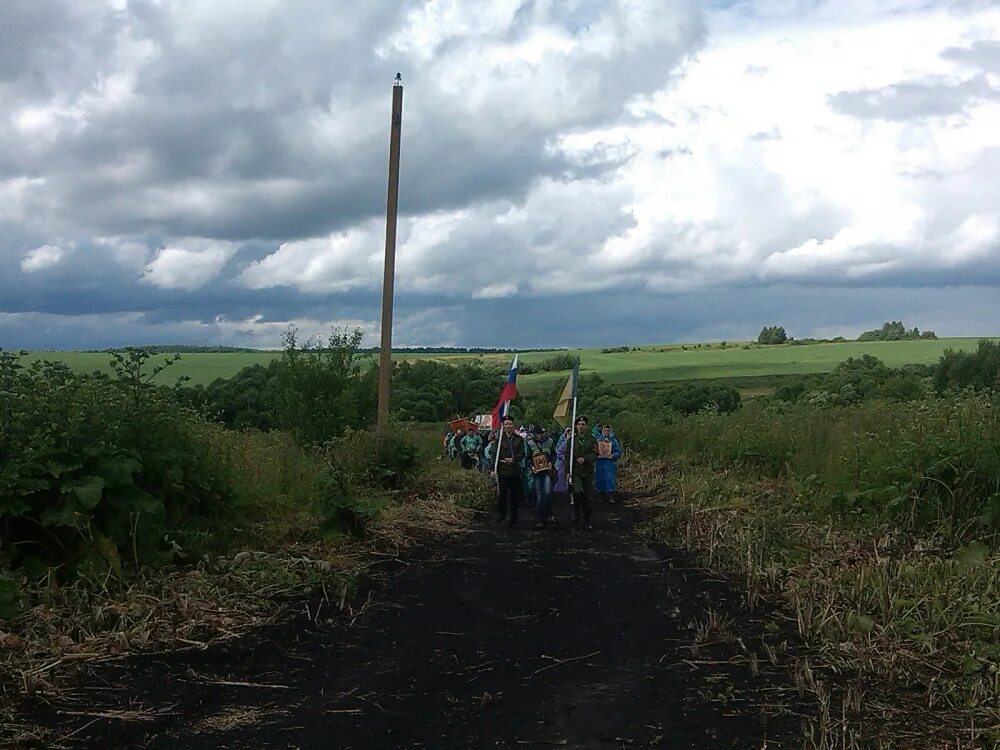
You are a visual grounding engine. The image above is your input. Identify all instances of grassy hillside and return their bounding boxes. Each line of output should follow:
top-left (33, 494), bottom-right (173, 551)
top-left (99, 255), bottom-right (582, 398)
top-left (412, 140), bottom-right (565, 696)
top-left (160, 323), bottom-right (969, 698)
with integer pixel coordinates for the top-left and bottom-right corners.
top-left (18, 337), bottom-right (992, 388)
top-left (515, 337), bottom-right (991, 394)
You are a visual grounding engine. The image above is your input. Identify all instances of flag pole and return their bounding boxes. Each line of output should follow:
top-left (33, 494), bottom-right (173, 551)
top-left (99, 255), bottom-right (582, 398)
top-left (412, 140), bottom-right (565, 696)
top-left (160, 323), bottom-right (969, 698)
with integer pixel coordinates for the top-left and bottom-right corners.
top-left (567, 395), bottom-right (578, 487)
top-left (493, 400), bottom-right (507, 476)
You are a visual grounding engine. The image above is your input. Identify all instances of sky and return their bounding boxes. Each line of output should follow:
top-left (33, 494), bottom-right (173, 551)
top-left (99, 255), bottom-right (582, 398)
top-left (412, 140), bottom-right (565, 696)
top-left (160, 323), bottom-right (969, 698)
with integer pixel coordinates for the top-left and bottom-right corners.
top-left (1, 0), bottom-right (999, 350)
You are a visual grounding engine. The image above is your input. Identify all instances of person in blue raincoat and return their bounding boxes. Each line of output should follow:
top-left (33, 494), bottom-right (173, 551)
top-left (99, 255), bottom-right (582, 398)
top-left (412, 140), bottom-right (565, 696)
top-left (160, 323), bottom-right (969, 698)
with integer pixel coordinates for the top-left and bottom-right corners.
top-left (595, 423), bottom-right (622, 504)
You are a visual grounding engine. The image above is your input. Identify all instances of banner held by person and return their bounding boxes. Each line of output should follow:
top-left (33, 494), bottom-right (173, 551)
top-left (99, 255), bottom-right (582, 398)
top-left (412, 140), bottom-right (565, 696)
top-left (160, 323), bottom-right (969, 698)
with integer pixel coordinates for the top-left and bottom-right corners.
top-left (492, 355), bottom-right (519, 475)
top-left (552, 357), bottom-right (580, 428)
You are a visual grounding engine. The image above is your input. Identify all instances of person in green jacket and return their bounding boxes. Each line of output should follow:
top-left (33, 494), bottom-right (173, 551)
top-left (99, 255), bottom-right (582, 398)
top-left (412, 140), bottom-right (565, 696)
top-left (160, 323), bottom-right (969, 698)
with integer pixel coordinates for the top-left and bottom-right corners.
top-left (567, 415), bottom-right (598, 530)
top-left (459, 429), bottom-right (482, 470)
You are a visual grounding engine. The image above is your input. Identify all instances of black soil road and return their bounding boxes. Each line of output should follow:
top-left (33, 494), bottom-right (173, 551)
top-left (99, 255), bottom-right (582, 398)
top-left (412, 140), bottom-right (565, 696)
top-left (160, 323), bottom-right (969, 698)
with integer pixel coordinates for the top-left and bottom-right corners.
top-left (18, 498), bottom-right (811, 748)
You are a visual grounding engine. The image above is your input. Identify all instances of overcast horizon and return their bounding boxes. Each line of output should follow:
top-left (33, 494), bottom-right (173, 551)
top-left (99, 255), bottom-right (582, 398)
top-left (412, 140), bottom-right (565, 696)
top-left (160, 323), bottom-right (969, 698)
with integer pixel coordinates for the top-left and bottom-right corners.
top-left (2, 0), bottom-right (999, 351)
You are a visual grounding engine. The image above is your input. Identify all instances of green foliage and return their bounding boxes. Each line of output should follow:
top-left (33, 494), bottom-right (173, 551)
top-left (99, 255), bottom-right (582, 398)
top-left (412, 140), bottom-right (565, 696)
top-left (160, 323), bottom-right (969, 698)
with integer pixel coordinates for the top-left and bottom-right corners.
top-left (273, 327), bottom-right (377, 446)
top-left (185, 361), bottom-right (284, 431)
top-left (757, 325), bottom-right (788, 345)
top-left (858, 320), bottom-right (936, 342)
top-left (0, 348), bottom-right (233, 580)
top-left (318, 428), bottom-right (424, 537)
top-left (774, 356), bottom-right (931, 406)
top-left (934, 340), bottom-right (1000, 393)
top-left (517, 353), bottom-right (578, 375)
top-left (622, 393), bottom-right (1000, 542)
top-left (391, 360), bottom-right (503, 421)
top-left (0, 569), bottom-right (23, 618)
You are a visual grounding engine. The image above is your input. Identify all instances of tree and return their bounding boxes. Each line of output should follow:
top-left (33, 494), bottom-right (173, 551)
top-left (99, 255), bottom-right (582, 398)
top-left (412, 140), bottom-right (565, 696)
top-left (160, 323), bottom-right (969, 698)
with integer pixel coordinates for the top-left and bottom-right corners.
top-left (858, 321), bottom-right (936, 341)
top-left (757, 326), bottom-right (788, 345)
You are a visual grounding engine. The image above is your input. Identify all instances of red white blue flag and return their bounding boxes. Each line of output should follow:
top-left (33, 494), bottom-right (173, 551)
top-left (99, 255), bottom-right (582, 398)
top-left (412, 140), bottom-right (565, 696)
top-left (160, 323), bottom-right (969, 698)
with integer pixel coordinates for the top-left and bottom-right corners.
top-left (491, 355), bottom-right (519, 429)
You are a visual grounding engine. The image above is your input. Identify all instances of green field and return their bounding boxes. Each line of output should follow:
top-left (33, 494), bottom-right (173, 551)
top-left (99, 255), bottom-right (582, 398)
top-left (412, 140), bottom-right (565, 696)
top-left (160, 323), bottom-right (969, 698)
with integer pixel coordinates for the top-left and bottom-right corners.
top-left (516, 338), bottom-right (993, 394)
top-left (19, 337), bottom-right (992, 388)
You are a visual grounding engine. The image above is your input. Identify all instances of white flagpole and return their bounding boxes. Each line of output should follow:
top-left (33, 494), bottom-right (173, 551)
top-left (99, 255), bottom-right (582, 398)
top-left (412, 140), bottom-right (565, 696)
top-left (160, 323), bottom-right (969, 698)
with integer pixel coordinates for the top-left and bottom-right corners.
top-left (567, 395), bottom-right (578, 487)
top-left (493, 403), bottom-right (505, 476)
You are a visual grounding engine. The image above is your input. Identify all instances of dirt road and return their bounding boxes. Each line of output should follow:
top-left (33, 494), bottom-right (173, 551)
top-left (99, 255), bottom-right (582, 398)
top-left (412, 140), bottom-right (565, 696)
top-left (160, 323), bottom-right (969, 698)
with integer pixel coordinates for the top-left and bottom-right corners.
top-left (19, 497), bottom-right (809, 748)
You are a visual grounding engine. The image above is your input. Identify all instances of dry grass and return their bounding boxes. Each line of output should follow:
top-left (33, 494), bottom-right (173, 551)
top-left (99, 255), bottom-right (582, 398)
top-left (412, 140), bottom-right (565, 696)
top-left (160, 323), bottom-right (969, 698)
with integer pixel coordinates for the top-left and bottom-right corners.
top-left (625, 455), bottom-right (1000, 750)
top-left (0, 462), bottom-right (488, 745)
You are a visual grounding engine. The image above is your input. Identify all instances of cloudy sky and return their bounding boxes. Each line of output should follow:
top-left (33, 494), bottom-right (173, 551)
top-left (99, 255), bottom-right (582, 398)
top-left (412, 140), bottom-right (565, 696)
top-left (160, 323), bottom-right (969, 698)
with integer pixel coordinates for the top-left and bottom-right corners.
top-left (2, 0), bottom-right (999, 350)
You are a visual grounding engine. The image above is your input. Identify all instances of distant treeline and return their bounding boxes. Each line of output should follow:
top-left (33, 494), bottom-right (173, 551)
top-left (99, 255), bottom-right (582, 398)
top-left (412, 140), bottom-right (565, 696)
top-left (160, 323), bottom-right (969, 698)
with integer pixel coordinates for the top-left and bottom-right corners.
top-left (97, 345), bottom-right (266, 353)
top-left (361, 347), bottom-right (567, 355)
top-left (756, 320), bottom-right (936, 346)
top-left (92, 345), bottom-right (566, 355)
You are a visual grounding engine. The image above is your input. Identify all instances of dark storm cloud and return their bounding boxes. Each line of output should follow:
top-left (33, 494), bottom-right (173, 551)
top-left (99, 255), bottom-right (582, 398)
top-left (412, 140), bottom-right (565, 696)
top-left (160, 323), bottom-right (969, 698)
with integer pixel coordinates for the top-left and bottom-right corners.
top-left (4, 1), bottom-right (999, 352)
top-left (8, 283), bottom-right (998, 352)
top-left (1, 0), bottom-right (702, 243)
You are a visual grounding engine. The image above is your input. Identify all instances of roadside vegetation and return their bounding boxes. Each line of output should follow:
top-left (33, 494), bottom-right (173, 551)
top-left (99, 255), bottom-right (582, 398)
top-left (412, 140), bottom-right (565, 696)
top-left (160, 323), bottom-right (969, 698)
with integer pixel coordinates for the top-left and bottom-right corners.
top-left (0, 333), bottom-right (487, 735)
top-left (615, 342), bottom-right (1000, 748)
top-left (5, 328), bottom-right (1000, 748)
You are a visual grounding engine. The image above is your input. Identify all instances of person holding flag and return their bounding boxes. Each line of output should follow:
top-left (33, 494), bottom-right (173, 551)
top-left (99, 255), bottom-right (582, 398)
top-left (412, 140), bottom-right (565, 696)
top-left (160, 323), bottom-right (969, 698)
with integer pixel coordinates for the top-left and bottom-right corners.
top-left (491, 355), bottom-right (525, 526)
top-left (493, 415), bottom-right (527, 527)
top-left (551, 358), bottom-right (579, 512)
top-left (552, 358), bottom-right (598, 529)
top-left (568, 415), bottom-right (598, 529)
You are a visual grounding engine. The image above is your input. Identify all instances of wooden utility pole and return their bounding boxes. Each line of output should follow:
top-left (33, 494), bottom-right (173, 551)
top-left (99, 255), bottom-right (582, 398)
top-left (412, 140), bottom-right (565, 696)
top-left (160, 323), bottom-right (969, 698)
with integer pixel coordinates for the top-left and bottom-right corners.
top-left (377, 74), bottom-right (403, 431)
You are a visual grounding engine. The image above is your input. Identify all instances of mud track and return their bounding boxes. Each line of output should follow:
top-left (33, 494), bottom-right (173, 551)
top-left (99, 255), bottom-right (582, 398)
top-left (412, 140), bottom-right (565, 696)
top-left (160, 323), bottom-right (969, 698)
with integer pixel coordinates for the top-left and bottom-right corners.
top-left (19, 497), bottom-right (811, 748)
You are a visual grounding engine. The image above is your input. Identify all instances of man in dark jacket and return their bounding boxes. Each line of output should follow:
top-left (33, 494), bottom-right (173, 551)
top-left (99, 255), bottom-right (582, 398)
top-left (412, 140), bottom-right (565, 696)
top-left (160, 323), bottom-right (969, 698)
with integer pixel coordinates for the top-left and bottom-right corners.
top-left (568, 415), bottom-right (598, 530)
top-left (493, 415), bottom-right (527, 527)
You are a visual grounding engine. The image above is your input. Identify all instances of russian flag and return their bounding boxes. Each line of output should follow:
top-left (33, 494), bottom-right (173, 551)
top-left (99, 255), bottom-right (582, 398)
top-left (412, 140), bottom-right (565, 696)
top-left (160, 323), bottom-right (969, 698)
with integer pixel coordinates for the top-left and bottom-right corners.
top-left (491, 355), bottom-right (519, 430)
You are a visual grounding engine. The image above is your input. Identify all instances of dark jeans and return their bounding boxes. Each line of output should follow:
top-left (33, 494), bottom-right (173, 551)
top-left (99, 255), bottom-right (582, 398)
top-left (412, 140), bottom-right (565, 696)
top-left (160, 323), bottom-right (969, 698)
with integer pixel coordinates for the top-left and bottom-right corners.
top-left (571, 472), bottom-right (595, 524)
top-left (460, 453), bottom-right (478, 470)
top-left (496, 473), bottom-right (523, 525)
top-left (534, 472), bottom-right (553, 522)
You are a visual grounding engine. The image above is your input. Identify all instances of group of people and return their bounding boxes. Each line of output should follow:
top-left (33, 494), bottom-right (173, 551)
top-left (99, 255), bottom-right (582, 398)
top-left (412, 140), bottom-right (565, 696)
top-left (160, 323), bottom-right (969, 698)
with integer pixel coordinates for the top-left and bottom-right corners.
top-left (444, 416), bottom-right (623, 530)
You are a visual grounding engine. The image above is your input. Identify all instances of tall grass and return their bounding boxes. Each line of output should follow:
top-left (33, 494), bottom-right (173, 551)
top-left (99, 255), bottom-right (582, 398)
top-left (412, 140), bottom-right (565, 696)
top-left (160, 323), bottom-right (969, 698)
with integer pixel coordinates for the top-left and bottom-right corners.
top-left (621, 393), bottom-right (1000, 545)
top-left (620, 393), bottom-right (1000, 747)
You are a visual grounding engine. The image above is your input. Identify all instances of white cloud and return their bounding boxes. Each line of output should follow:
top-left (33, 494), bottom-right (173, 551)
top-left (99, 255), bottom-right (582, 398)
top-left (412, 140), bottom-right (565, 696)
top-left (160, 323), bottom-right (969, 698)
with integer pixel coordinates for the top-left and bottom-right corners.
top-left (4, 0), bottom-right (1000, 348)
top-left (240, 226), bottom-right (382, 292)
top-left (21, 244), bottom-right (66, 273)
top-left (238, 1), bottom-right (1000, 303)
top-left (141, 241), bottom-right (237, 290)
top-left (472, 283), bottom-right (518, 300)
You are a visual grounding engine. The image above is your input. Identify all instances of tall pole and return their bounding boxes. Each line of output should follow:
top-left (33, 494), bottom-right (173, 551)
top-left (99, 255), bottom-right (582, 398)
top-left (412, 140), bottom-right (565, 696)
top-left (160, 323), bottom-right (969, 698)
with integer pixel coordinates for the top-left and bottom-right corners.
top-left (377, 75), bottom-right (403, 432)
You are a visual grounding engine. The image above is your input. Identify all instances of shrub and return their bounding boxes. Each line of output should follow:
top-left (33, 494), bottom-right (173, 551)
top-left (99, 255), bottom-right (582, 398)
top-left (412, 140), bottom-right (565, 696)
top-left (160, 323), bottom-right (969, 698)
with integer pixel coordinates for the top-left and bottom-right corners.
top-left (934, 340), bottom-right (1000, 392)
top-left (274, 327), bottom-right (378, 445)
top-left (0, 350), bottom-right (233, 591)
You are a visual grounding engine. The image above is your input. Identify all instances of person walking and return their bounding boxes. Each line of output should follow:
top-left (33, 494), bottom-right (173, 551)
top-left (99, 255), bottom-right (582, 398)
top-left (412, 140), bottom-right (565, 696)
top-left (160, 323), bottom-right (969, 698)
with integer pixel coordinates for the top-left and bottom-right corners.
top-left (449, 429), bottom-right (463, 462)
top-left (527, 424), bottom-right (557, 528)
top-left (460, 428), bottom-right (482, 470)
top-left (595, 423), bottom-right (622, 504)
top-left (568, 415), bottom-right (598, 530)
top-left (493, 415), bottom-right (527, 527)
top-left (480, 431), bottom-right (496, 472)
top-left (553, 427), bottom-right (572, 513)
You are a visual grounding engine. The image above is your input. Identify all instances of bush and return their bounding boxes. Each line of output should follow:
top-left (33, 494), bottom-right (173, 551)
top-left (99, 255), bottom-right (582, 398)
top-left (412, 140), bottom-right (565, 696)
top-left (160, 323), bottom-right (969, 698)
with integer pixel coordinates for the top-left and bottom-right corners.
top-left (0, 350), bottom-right (234, 592)
top-left (934, 340), bottom-right (1000, 392)
top-left (318, 428), bottom-right (424, 536)
top-left (274, 327), bottom-right (378, 445)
